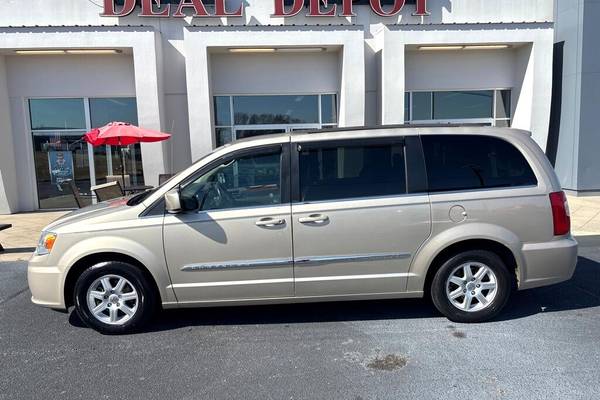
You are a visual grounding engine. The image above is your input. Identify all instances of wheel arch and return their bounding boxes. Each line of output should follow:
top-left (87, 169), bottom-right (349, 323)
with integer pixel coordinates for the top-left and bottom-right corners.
top-left (64, 252), bottom-right (162, 308)
top-left (408, 223), bottom-right (524, 293)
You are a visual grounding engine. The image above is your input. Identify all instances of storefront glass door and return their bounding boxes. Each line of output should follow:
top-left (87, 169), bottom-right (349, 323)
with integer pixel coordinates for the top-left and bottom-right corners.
top-left (29, 97), bottom-right (142, 209)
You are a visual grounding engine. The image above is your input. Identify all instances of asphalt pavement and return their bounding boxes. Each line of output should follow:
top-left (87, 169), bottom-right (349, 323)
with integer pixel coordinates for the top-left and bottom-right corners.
top-left (1, 248), bottom-right (600, 399)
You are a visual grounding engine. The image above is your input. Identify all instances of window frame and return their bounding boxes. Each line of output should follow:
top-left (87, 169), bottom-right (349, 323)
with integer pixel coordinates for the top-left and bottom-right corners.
top-left (291, 137), bottom-right (423, 204)
top-left (176, 143), bottom-right (291, 213)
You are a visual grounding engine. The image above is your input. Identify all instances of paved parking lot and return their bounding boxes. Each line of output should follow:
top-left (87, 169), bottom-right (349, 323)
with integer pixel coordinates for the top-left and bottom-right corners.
top-left (1, 247), bottom-right (599, 400)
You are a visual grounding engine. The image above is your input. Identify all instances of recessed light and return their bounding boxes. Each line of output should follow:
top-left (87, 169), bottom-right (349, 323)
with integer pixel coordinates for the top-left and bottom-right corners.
top-left (418, 45), bottom-right (465, 51)
top-left (228, 48), bottom-right (277, 53)
top-left (463, 45), bottom-right (511, 50)
top-left (14, 50), bottom-right (66, 55)
top-left (66, 49), bottom-right (123, 55)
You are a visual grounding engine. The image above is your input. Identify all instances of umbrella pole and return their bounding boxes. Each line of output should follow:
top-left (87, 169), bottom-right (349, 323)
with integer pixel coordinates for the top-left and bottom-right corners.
top-left (121, 146), bottom-right (126, 191)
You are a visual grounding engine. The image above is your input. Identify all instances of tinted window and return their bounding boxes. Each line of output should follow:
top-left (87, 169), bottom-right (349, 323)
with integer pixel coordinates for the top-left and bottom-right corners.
top-left (181, 150), bottom-right (281, 211)
top-left (299, 142), bottom-right (406, 202)
top-left (233, 95), bottom-right (319, 125)
top-left (89, 98), bottom-right (138, 127)
top-left (29, 99), bottom-right (86, 130)
top-left (433, 91), bottom-right (493, 120)
top-left (422, 135), bottom-right (537, 192)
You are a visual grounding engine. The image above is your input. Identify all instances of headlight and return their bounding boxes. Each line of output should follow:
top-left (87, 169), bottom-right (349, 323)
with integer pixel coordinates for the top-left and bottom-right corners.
top-left (36, 232), bottom-right (57, 255)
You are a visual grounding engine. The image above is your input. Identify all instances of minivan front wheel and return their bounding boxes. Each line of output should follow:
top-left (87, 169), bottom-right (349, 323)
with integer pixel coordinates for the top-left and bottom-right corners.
top-left (431, 250), bottom-right (512, 323)
top-left (73, 261), bottom-right (156, 334)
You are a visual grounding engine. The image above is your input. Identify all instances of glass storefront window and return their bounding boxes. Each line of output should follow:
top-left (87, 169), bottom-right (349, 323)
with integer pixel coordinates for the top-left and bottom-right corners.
top-left (214, 94), bottom-right (338, 146)
top-left (29, 97), bottom-right (143, 209)
top-left (89, 98), bottom-right (138, 127)
top-left (433, 91), bottom-right (494, 120)
top-left (233, 95), bottom-right (319, 125)
top-left (412, 92), bottom-right (432, 120)
top-left (29, 99), bottom-right (86, 130)
top-left (32, 132), bottom-right (92, 209)
top-left (215, 127), bottom-right (233, 147)
top-left (214, 96), bottom-right (232, 126)
top-left (496, 90), bottom-right (511, 119)
top-left (406, 90), bottom-right (511, 127)
top-left (321, 94), bottom-right (337, 124)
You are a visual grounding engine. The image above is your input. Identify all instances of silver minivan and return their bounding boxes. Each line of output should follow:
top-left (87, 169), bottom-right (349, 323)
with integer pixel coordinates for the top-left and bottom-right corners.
top-left (28, 126), bottom-right (578, 334)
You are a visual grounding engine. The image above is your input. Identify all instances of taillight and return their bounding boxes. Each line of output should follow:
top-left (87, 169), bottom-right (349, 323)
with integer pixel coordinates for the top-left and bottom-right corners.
top-left (549, 191), bottom-right (570, 236)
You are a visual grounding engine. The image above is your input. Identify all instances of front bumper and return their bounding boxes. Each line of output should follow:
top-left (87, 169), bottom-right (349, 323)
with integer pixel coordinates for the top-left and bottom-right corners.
top-left (519, 237), bottom-right (578, 290)
top-left (28, 256), bottom-right (67, 310)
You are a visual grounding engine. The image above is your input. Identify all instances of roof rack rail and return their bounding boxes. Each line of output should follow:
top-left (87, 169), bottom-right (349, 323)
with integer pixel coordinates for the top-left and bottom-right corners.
top-left (298, 122), bottom-right (492, 134)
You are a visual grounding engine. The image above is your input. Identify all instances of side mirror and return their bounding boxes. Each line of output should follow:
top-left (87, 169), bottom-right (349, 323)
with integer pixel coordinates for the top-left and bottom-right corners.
top-left (164, 189), bottom-right (182, 214)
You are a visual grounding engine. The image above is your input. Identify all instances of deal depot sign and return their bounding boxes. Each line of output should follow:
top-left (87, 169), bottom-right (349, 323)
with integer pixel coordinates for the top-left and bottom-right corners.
top-left (101, 0), bottom-right (429, 18)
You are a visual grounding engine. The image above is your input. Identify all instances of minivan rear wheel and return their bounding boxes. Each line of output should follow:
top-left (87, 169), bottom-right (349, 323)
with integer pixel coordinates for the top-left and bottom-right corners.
top-left (73, 261), bottom-right (156, 334)
top-left (430, 250), bottom-right (512, 323)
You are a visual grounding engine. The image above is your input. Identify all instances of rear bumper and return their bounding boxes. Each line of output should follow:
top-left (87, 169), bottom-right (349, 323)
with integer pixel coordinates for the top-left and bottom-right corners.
top-left (28, 257), bottom-right (67, 310)
top-left (519, 237), bottom-right (578, 290)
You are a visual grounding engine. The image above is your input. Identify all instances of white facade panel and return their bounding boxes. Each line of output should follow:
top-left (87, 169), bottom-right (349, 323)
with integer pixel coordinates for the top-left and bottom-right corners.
top-left (210, 52), bottom-right (340, 95)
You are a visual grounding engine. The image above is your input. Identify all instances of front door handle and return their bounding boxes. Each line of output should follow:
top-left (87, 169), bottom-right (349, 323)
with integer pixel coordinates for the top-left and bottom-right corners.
top-left (255, 217), bottom-right (285, 227)
top-left (298, 214), bottom-right (329, 224)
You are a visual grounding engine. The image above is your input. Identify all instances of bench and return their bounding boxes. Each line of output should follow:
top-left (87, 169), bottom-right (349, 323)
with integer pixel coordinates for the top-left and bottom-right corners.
top-left (0, 223), bottom-right (12, 252)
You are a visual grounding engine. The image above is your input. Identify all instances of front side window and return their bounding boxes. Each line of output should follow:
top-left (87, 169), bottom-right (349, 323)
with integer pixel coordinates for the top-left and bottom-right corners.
top-left (180, 150), bottom-right (282, 211)
top-left (299, 141), bottom-right (406, 202)
top-left (422, 135), bottom-right (537, 192)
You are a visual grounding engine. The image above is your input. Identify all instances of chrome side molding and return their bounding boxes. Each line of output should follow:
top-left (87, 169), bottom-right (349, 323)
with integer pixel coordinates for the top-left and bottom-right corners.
top-left (181, 252), bottom-right (411, 272)
top-left (181, 258), bottom-right (293, 272)
top-left (295, 252), bottom-right (411, 266)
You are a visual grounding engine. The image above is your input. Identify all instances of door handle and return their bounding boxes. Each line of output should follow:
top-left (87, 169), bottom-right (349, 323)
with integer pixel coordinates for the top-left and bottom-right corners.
top-left (255, 217), bottom-right (285, 227)
top-left (298, 214), bottom-right (329, 224)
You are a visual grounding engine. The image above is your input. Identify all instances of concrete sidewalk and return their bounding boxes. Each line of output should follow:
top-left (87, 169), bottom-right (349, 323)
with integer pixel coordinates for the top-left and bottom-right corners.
top-left (1, 195), bottom-right (599, 262)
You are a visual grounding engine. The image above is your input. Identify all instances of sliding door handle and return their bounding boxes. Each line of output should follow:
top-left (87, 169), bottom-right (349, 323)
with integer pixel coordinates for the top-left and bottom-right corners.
top-left (256, 217), bottom-right (285, 227)
top-left (298, 214), bottom-right (329, 224)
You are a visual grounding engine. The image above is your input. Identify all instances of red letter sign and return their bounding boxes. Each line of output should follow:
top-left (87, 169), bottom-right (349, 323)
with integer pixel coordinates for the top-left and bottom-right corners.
top-left (273, 0), bottom-right (304, 17)
top-left (214, 0), bottom-right (243, 17)
top-left (140, 0), bottom-right (170, 17)
top-left (340, 0), bottom-right (355, 17)
top-left (172, 0), bottom-right (210, 17)
top-left (369, 0), bottom-right (405, 16)
top-left (101, 0), bottom-right (136, 17)
top-left (308, 0), bottom-right (336, 17)
top-left (414, 0), bottom-right (429, 16)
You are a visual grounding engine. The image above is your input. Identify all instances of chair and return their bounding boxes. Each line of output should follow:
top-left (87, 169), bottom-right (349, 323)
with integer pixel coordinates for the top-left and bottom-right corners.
top-left (159, 173), bottom-right (175, 185)
top-left (91, 181), bottom-right (124, 202)
top-left (66, 179), bottom-right (86, 209)
top-left (0, 223), bottom-right (12, 252)
top-left (106, 174), bottom-right (131, 188)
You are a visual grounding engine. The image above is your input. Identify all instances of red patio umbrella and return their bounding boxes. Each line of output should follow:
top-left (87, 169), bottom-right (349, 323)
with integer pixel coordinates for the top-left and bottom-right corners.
top-left (83, 122), bottom-right (171, 188)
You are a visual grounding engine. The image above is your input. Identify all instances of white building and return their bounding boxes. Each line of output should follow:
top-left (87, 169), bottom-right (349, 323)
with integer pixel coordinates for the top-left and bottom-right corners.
top-left (0, 0), bottom-right (555, 213)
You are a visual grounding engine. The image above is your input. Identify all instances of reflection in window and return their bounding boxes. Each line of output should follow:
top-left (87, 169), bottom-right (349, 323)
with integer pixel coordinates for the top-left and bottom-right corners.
top-left (29, 99), bottom-right (86, 130)
top-left (89, 98), bottom-right (138, 127)
top-left (406, 90), bottom-right (511, 127)
top-left (233, 95), bottom-right (319, 125)
top-left (180, 151), bottom-right (282, 211)
top-left (299, 142), bottom-right (406, 202)
top-left (214, 94), bottom-right (338, 147)
top-left (433, 91), bottom-right (493, 120)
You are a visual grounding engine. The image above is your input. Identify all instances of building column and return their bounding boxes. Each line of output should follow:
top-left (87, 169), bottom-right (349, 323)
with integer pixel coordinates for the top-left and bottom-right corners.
top-left (133, 31), bottom-right (169, 187)
top-left (379, 29), bottom-right (406, 125)
top-left (0, 56), bottom-right (18, 214)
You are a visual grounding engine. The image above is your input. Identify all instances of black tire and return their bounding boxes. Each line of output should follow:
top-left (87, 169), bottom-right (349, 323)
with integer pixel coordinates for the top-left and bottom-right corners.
top-left (430, 250), bottom-right (512, 323)
top-left (73, 261), bottom-right (156, 334)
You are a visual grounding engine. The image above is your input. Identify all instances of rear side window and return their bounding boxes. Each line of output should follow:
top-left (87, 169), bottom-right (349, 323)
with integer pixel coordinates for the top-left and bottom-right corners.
top-left (299, 141), bottom-right (406, 202)
top-left (421, 135), bottom-right (537, 192)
